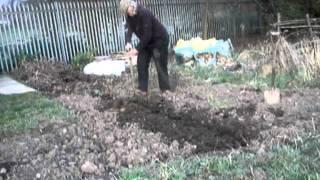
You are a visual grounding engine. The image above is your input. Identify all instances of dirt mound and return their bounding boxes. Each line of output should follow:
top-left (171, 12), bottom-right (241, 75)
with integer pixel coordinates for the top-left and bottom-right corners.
top-left (11, 61), bottom-right (121, 97)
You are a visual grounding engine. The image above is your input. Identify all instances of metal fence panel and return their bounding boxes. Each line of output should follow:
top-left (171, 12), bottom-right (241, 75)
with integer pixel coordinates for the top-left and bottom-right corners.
top-left (0, 0), bottom-right (258, 72)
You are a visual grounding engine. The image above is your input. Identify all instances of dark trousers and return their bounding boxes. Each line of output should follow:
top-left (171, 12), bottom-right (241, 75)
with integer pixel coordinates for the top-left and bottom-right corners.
top-left (137, 39), bottom-right (170, 92)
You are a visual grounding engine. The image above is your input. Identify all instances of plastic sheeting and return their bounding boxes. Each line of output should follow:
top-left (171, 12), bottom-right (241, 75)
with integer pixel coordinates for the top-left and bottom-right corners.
top-left (174, 37), bottom-right (233, 65)
top-left (83, 60), bottom-right (126, 76)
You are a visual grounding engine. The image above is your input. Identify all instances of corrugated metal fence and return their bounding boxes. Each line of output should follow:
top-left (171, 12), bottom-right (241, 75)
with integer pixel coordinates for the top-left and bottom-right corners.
top-left (0, 0), bottom-right (259, 72)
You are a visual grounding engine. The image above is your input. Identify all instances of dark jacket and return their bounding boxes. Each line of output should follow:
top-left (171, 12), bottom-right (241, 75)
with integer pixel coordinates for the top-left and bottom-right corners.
top-left (125, 5), bottom-right (169, 51)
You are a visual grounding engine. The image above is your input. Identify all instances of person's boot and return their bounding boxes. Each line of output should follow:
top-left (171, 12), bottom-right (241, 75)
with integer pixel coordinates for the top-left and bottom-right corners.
top-left (135, 89), bottom-right (148, 96)
top-left (160, 89), bottom-right (172, 97)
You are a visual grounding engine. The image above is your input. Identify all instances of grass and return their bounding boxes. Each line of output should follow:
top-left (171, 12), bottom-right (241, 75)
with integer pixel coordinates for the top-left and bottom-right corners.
top-left (119, 134), bottom-right (320, 180)
top-left (175, 65), bottom-right (249, 84)
top-left (174, 64), bottom-right (320, 90)
top-left (0, 92), bottom-right (74, 134)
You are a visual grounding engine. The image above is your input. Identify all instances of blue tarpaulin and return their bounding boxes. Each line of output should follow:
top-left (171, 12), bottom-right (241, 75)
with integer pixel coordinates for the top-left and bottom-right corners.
top-left (174, 38), bottom-right (233, 65)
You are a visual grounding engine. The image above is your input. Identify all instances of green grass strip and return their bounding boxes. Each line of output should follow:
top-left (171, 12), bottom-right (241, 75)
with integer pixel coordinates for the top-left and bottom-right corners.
top-left (119, 135), bottom-right (320, 180)
top-left (0, 92), bottom-right (74, 134)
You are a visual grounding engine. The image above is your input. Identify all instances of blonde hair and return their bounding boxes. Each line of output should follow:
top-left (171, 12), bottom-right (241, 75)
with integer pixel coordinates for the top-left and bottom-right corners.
top-left (119, 0), bottom-right (137, 14)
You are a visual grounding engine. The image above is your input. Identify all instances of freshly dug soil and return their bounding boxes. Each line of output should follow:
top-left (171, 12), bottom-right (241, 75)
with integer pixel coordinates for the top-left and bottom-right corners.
top-left (112, 96), bottom-right (258, 153)
top-left (1, 61), bottom-right (319, 179)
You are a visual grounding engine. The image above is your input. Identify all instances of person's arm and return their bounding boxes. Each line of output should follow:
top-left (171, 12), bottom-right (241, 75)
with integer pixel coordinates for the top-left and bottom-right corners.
top-left (125, 19), bottom-right (133, 44)
top-left (136, 13), bottom-right (152, 52)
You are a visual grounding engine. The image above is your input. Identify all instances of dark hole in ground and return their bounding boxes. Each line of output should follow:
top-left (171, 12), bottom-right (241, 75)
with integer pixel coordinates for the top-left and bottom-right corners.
top-left (98, 95), bottom-right (260, 153)
top-left (268, 107), bottom-right (284, 117)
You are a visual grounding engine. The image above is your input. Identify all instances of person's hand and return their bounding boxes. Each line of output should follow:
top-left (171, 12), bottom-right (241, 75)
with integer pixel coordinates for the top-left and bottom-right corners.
top-left (125, 43), bottom-right (133, 52)
top-left (126, 48), bottom-right (138, 57)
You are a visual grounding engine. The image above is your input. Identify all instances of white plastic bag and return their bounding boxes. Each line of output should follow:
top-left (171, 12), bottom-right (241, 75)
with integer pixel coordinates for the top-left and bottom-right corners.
top-left (83, 60), bottom-right (126, 76)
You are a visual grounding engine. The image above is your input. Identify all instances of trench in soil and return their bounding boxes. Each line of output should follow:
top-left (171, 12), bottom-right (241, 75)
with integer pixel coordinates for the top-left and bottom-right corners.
top-left (97, 95), bottom-right (261, 153)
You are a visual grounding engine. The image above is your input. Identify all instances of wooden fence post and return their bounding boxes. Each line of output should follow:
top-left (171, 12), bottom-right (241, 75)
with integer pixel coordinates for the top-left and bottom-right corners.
top-left (306, 13), bottom-right (314, 37)
top-left (277, 12), bottom-right (281, 35)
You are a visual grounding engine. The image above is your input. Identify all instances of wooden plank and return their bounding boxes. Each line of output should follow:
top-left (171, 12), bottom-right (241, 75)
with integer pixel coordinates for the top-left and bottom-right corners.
top-left (280, 25), bottom-right (320, 29)
top-left (273, 18), bottom-right (320, 27)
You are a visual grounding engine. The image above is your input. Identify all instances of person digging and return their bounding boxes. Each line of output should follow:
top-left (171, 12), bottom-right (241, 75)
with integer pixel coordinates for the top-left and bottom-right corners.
top-left (120, 0), bottom-right (171, 96)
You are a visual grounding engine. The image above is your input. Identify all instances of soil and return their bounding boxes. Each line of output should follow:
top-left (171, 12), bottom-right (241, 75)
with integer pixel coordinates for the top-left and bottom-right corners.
top-left (114, 96), bottom-right (258, 153)
top-left (1, 60), bottom-right (320, 179)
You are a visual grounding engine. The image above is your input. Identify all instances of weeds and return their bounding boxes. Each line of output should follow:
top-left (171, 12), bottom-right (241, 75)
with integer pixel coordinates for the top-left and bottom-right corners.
top-left (272, 36), bottom-right (300, 73)
top-left (16, 52), bottom-right (36, 63)
top-left (300, 40), bottom-right (320, 81)
top-left (71, 51), bottom-right (94, 71)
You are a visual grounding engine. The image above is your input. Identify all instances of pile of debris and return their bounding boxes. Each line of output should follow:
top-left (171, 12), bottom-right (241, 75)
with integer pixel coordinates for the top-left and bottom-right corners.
top-left (174, 37), bottom-right (240, 70)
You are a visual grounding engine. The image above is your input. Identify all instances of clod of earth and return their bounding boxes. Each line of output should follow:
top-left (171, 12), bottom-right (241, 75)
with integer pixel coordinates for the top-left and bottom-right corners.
top-left (81, 161), bottom-right (98, 174)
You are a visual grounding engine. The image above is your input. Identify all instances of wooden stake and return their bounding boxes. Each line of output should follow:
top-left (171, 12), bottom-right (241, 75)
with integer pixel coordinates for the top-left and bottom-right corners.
top-left (306, 14), bottom-right (314, 37)
top-left (129, 56), bottom-right (135, 95)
